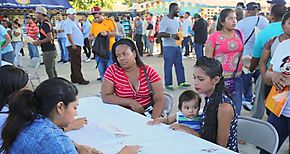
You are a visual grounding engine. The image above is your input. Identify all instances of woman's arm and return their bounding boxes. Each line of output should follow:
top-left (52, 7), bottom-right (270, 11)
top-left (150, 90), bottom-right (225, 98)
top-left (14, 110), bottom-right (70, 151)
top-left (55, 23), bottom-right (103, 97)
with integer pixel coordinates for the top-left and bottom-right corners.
top-left (13, 29), bottom-right (21, 37)
top-left (204, 42), bottom-right (214, 58)
top-left (260, 48), bottom-right (272, 85)
top-left (151, 81), bottom-right (165, 118)
top-left (101, 79), bottom-right (144, 113)
top-left (216, 103), bottom-right (234, 148)
top-left (169, 124), bottom-right (200, 137)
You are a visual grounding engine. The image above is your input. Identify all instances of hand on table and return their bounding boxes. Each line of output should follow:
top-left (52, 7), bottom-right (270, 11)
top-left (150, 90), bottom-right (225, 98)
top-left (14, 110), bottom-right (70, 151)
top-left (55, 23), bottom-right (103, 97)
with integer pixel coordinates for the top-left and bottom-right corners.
top-left (77, 144), bottom-right (103, 154)
top-left (169, 123), bottom-right (192, 134)
top-left (118, 145), bottom-right (142, 154)
top-left (147, 117), bottom-right (162, 125)
top-left (129, 101), bottom-right (145, 114)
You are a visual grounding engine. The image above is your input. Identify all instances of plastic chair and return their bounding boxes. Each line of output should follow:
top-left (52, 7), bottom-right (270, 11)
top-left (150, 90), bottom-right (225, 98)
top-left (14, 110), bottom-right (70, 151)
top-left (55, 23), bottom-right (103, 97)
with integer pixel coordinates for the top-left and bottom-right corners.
top-left (162, 92), bottom-right (173, 117)
top-left (26, 57), bottom-right (41, 90)
top-left (237, 116), bottom-right (279, 154)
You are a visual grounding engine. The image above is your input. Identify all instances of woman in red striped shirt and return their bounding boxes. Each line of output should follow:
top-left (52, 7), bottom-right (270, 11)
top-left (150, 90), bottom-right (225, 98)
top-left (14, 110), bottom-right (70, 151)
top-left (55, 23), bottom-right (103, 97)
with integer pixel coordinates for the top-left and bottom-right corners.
top-left (101, 38), bottom-right (164, 118)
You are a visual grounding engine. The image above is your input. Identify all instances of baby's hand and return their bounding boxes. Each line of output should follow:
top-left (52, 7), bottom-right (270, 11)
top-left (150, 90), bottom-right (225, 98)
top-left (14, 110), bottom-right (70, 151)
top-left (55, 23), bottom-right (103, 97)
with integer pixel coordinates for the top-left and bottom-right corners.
top-left (147, 118), bottom-right (162, 125)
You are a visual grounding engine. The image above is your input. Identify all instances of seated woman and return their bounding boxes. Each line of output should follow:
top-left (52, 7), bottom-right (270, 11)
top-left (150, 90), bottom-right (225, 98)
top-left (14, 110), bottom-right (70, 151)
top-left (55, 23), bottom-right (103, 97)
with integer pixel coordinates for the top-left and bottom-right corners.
top-left (0, 77), bottom-right (140, 154)
top-left (0, 66), bottom-right (86, 138)
top-left (101, 38), bottom-right (164, 118)
top-left (170, 56), bottom-right (238, 152)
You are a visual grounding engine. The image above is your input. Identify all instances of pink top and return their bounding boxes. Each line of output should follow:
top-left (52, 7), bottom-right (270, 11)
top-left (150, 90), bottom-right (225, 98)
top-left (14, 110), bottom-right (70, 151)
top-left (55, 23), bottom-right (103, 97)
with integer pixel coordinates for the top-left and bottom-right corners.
top-left (104, 64), bottom-right (161, 107)
top-left (207, 30), bottom-right (244, 78)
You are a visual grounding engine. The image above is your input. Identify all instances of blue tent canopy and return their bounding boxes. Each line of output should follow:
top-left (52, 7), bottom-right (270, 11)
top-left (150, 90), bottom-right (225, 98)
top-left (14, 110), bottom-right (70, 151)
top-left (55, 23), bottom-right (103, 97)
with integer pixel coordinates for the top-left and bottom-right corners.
top-left (0, 0), bottom-right (72, 10)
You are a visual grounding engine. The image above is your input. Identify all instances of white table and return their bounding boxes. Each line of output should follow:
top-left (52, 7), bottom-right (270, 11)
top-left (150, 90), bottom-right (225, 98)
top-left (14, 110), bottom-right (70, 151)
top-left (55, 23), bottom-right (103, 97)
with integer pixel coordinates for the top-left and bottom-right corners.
top-left (67, 97), bottom-right (237, 154)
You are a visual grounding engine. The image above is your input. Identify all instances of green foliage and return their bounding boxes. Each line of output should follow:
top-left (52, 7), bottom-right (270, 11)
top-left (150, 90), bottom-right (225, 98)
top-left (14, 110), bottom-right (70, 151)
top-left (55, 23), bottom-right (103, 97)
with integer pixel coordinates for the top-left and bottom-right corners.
top-left (69, 0), bottom-right (117, 10)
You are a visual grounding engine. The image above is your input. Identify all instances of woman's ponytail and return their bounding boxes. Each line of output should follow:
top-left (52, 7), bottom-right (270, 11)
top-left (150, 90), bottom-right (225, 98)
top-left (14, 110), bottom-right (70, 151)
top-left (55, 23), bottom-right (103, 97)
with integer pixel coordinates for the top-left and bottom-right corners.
top-left (1, 90), bottom-right (38, 153)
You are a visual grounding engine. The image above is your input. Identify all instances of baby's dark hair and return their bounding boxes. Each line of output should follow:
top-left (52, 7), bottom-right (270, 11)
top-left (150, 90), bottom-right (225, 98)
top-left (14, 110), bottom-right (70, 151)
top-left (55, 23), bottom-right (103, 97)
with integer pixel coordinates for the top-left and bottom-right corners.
top-left (178, 90), bottom-right (201, 111)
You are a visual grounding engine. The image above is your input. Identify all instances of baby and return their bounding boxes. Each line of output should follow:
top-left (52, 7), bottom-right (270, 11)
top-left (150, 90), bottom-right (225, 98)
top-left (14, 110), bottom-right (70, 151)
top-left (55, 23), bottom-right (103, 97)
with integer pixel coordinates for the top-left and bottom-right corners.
top-left (148, 90), bottom-right (202, 133)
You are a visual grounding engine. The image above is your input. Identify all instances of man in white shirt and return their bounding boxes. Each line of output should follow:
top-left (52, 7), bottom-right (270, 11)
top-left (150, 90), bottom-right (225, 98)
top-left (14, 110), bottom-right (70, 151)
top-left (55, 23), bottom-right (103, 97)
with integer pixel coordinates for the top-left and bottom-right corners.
top-left (181, 12), bottom-right (193, 57)
top-left (237, 2), bottom-right (269, 111)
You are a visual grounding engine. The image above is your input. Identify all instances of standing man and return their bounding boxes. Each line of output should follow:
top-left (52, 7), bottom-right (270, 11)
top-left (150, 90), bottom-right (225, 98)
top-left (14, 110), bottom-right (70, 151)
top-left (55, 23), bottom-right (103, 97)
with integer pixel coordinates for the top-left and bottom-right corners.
top-left (134, 16), bottom-right (143, 56)
top-left (158, 3), bottom-right (191, 90)
top-left (55, 14), bottom-right (69, 64)
top-left (181, 12), bottom-right (193, 57)
top-left (82, 14), bottom-right (92, 62)
top-left (26, 15), bottom-right (39, 59)
top-left (89, 6), bottom-right (118, 81)
top-left (192, 13), bottom-right (208, 60)
top-left (33, 6), bottom-right (57, 79)
top-left (237, 2), bottom-right (269, 110)
top-left (64, 8), bottom-right (89, 85)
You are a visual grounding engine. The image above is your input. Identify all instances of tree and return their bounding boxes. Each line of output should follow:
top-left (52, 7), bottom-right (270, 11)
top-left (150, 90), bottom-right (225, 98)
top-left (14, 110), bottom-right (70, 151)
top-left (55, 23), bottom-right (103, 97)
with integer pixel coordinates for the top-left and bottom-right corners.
top-left (69, 0), bottom-right (117, 10)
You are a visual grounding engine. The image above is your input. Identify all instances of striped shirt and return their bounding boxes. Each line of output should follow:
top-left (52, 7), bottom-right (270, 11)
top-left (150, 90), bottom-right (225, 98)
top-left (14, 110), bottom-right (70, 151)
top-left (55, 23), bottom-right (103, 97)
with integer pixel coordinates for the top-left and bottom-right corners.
top-left (176, 111), bottom-right (202, 133)
top-left (104, 64), bottom-right (161, 107)
top-left (26, 22), bottom-right (39, 41)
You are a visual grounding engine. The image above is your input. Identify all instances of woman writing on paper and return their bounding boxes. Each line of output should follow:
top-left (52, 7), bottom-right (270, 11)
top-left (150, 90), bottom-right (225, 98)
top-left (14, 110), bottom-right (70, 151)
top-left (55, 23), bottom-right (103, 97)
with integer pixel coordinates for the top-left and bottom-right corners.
top-left (101, 38), bottom-right (164, 118)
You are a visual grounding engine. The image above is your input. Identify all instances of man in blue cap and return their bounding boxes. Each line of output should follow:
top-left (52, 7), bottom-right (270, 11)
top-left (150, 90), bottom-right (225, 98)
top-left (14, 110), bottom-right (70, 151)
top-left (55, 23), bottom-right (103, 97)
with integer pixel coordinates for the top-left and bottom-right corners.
top-left (267, 0), bottom-right (286, 5)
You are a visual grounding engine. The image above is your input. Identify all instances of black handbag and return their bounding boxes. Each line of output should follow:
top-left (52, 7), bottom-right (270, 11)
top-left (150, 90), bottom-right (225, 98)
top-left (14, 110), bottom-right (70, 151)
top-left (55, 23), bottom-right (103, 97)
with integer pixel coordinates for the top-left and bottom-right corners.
top-left (92, 34), bottom-right (110, 59)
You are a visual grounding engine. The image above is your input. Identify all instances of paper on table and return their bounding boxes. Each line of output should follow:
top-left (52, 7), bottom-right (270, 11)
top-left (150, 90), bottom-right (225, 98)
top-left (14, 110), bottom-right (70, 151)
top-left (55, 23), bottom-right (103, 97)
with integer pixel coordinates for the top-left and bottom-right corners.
top-left (66, 121), bottom-right (129, 154)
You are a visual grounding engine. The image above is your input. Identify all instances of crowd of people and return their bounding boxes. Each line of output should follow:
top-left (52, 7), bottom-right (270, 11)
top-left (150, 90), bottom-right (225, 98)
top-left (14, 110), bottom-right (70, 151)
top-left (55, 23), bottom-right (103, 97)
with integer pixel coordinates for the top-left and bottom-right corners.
top-left (0, 0), bottom-right (290, 153)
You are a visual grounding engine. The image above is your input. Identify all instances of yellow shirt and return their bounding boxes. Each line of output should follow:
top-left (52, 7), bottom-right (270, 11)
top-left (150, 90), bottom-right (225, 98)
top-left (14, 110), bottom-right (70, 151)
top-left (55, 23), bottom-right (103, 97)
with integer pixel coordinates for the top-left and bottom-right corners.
top-left (90, 18), bottom-right (117, 50)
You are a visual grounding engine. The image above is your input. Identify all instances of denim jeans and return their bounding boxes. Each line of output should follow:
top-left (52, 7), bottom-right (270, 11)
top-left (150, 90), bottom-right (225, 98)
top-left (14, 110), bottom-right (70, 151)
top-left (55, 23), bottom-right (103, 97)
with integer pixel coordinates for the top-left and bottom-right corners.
top-left (27, 43), bottom-right (39, 59)
top-left (163, 46), bottom-right (186, 85)
top-left (260, 113), bottom-right (290, 154)
top-left (194, 43), bottom-right (204, 60)
top-left (182, 36), bottom-right (190, 56)
top-left (96, 52), bottom-right (113, 80)
top-left (2, 51), bottom-right (15, 64)
top-left (251, 75), bottom-right (266, 119)
top-left (241, 71), bottom-right (253, 102)
top-left (147, 39), bottom-right (154, 54)
top-left (226, 76), bottom-right (243, 115)
top-left (57, 37), bottom-right (68, 61)
top-left (12, 42), bottom-right (23, 66)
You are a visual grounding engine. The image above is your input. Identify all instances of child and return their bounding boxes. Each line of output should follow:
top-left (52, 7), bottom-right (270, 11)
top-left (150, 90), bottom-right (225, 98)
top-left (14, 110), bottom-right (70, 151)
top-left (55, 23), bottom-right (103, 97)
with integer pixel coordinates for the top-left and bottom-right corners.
top-left (148, 90), bottom-right (202, 133)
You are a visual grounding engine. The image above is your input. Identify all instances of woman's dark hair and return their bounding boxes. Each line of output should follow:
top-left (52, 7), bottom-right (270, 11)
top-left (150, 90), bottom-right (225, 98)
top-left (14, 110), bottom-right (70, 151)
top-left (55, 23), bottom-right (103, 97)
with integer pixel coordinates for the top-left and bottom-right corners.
top-left (217, 8), bottom-right (235, 31)
top-left (282, 12), bottom-right (290, 25)
top-left (13, 20), bottom-right (20, 27)
top-left (194, 56), bottom-right (224, 143)
top-left (178, 90), bottom-right (201, 111)
top-left (112, 38), bottom-right (144, 68)
top-left (0, 65), bottom-right (28, 111)
top-left (0, 77), bottom-right (78, 153)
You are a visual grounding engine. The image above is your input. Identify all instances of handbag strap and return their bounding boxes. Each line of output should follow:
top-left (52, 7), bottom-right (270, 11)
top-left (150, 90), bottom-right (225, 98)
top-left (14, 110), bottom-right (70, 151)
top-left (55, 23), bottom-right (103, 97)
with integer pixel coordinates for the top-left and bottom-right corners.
top-left (243, 16), bottom-right (260, 46)
top-left (142, 66), bottom-right (154, 101)
top-left (233, 29), bottom-right (244, 78)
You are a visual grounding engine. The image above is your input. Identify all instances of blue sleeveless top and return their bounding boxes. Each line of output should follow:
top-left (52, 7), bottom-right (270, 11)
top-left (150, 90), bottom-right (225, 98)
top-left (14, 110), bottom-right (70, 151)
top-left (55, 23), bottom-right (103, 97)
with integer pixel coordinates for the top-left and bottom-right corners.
top-left (201, 94), bottom-right (238, 152)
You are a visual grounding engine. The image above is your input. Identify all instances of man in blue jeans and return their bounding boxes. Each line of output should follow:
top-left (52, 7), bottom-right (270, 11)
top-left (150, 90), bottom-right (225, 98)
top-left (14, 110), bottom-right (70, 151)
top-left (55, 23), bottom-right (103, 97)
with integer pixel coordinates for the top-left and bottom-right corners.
top-left (158, 3), bottom-right (191, 90)
top-left (192, 13), bottom-right (208, 60)
top-left (56, 14), bottom-right (68, 63)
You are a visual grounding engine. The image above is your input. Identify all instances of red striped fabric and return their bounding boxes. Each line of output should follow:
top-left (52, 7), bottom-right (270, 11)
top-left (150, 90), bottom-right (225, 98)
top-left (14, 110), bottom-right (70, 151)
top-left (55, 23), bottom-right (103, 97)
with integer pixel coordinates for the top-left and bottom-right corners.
top-left (26, 23), bottom-right (39, 40)
top-left (104, 64), bottom-right (161, 107)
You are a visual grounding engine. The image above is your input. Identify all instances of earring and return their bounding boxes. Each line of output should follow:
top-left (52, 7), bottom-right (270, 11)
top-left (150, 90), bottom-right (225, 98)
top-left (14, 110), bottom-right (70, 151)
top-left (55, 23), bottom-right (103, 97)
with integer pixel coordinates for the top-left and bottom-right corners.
top-left (55, 114), bottom-right (62, 120)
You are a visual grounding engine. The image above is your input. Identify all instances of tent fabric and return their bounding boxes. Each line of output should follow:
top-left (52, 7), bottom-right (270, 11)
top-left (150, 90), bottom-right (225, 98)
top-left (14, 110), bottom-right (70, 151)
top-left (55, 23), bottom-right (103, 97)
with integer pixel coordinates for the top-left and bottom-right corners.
top-left (0, 0), bottom-right (72, 10)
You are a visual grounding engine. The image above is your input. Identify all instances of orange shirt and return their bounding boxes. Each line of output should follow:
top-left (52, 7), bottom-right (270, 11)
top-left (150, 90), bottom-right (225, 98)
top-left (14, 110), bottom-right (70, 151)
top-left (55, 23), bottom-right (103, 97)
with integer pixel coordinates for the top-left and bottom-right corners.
top-left (90, 18), bottom-right (117, 50)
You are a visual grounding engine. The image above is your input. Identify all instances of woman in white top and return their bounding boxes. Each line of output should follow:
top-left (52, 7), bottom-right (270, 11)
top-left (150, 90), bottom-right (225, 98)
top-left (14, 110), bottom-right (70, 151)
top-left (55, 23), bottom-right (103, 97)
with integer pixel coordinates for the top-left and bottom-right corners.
top-left (11, 21), bottom-right (23, 67)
